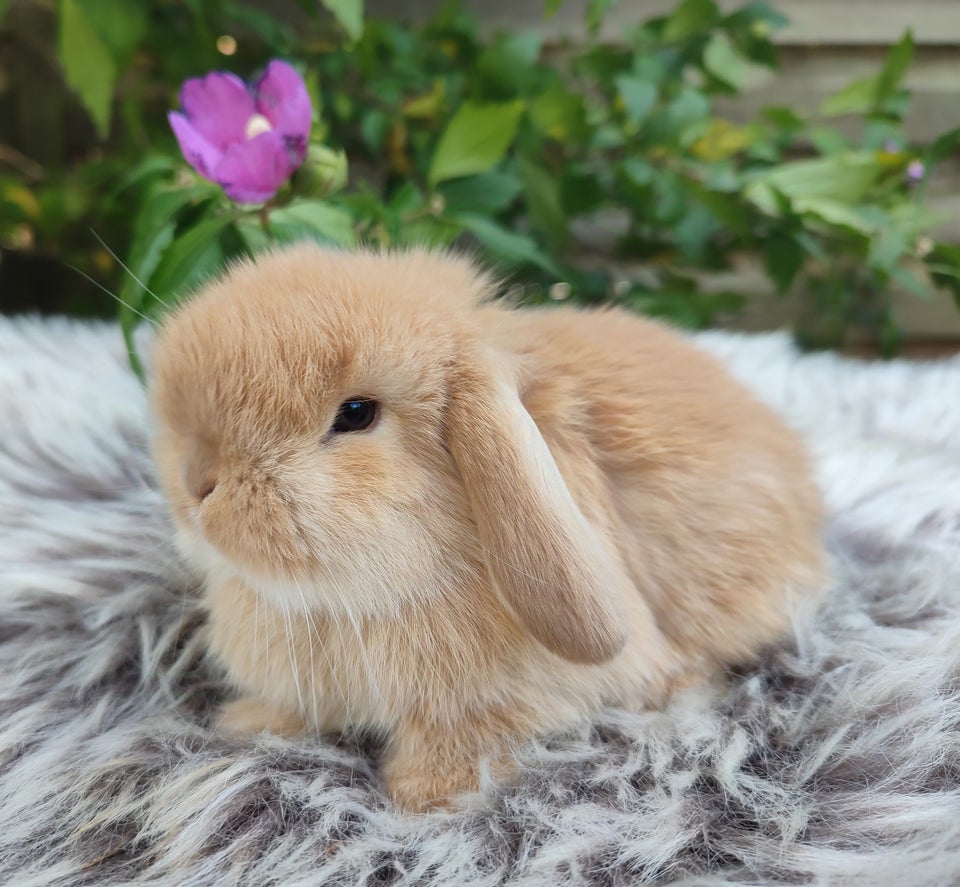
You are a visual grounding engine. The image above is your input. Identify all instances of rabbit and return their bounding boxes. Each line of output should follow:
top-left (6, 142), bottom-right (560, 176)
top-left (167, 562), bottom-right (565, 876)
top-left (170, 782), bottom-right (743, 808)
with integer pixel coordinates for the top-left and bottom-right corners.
top-left (150, 243), bottom-right (827, 812)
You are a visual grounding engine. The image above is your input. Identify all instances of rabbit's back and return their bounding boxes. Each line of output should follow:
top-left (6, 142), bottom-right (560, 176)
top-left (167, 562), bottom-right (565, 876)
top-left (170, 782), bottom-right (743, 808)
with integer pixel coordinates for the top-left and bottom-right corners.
top-left (492, 306), bottom-right (827, 667)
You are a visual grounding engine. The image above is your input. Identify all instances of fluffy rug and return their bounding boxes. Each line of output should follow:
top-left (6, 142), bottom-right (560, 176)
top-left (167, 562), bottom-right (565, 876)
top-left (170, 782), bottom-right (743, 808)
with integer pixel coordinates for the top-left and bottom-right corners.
top-left (1, 316), bottom-right (959, 887)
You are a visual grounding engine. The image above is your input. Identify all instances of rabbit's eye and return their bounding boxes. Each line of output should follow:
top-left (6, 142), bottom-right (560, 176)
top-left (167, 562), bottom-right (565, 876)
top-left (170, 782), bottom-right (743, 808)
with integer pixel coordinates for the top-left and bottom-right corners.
top-left (332, 398), bottom-right (379, 433)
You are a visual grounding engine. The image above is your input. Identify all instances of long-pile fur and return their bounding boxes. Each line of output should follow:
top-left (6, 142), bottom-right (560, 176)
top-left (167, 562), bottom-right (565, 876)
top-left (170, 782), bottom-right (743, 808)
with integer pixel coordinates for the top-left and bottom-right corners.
top-left (1, 317), bottom-right (959, 885)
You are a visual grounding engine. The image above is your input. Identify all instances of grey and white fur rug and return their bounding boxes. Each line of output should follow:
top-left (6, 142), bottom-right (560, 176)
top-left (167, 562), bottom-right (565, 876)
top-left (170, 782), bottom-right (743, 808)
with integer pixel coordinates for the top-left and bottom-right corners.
top-left (2, 316), bottom-right (960, 886)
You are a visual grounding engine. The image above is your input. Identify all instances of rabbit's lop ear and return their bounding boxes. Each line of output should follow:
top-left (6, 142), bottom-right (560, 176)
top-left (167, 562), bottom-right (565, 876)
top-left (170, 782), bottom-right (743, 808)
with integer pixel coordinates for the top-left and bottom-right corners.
top-left (447, 355), bottom-right (629, 664)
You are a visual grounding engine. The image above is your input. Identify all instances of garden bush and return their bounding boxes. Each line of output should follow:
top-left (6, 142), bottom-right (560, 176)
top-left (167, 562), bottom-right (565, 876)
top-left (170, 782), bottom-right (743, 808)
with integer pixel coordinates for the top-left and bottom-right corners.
top-left (0, 0), bottom-right (958, 362)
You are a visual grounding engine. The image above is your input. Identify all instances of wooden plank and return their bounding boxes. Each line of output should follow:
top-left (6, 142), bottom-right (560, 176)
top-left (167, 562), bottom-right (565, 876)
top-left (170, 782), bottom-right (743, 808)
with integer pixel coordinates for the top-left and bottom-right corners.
top-left (749, 1), bottom-right (960, 46)
top-left (367, 0), bottom-right (960, 45)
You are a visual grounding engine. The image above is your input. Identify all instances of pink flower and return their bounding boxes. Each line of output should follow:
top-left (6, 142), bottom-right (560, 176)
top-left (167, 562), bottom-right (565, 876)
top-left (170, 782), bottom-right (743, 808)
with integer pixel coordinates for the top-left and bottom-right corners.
top-left (168, 60), bottom-right (311, 204)
top-left (906, 159), bottom-right (926, 184)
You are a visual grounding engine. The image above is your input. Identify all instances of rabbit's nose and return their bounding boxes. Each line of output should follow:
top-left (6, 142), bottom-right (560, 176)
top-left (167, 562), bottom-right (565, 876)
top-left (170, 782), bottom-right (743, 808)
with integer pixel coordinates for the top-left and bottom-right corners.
top-left (196, 478), bottom-right (217, 502)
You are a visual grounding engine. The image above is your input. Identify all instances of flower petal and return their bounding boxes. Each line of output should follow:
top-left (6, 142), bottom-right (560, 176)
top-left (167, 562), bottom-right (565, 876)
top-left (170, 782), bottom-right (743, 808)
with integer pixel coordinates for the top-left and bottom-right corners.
top-left (180, 71), bottom-right (256, 152)
top-left (254, 60), bottom-right (311, 162)
top-left (168, 111), bottom-right (224, 181)
top-left (213, 130), bottom-right (294, 204)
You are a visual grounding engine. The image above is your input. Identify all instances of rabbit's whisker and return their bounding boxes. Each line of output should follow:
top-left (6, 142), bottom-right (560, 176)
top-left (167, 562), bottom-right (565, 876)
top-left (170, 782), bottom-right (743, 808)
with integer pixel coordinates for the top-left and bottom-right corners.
top-left (67, 264), bottom-right (156, 326)
top-left (90, 228), bottom-right (170, 311)
top-left (279, 599), bottom-right (307, 719)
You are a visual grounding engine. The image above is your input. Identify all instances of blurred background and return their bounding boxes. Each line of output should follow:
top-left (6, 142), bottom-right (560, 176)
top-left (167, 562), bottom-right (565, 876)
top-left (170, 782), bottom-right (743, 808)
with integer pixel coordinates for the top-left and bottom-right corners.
top-left (0, 0), bottom-right (958, 354)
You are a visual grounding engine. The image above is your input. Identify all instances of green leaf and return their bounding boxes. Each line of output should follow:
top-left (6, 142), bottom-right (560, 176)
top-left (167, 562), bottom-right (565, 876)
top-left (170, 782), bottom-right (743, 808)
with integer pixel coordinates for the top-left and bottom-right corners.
top-left (763, 232), bottom-right (805, 293)
top-left (529, 81), bottom-right (586, 143)
top-left (268, 200), bottom-right (357, 247)
top-left (703, 33), bottom-right (749, 91)
top-left (762, 106), bottom-right (805, 131)
top-left (691, 119), bottom-right (754, 160)
top-left (721, 3), bottom-right (785, 69)
top-left (80, 0), bottom-right (147, 67)
top-left (820, 76), bottom-right (879, 117)
top-left (745, 153), bottom-right (881, 215)
top-left (0, 0), bottom-right (14, 24)
top-left (672, 204), bottom-right (721, 261)
top-left (630, 53), bottom-right (668, 87)
top-left (222, 0), bottom-right (296, 50)
top-left (518, 157), bottom-right (567, 245)
top-left (118, 314), bottom-right (147, 384)
top-left (793, 197), bottom-right (874, 234)
top-left (586, 0), bottom-right (619, 34)
top-left (236, 218), bottom-right (273, 254)
top-left (793, 230), bottom-right (826, 261)
top-left (455, 214), bottom-right (560, 275)
top-left (820, 31), bottom-right (913, 117)
top-left (924, 127), bottom-right (960, 172)
top-left (119, 183), bottom-right (220, 323)
top-left (666, 89), bottom-right (711, 140)
top-left (119, 186), bottom-right (204, 380)
top-left (148, 215), bottom-right (236, 305)
top-left (621, 157), bottom-right (654, 186)
top-left (890, 263), bottom-right (936, 301)
top-left (246, 207), bottom-right (361, 252)
top-left (615, 76), bottom-right (658, 124)
top-left (876, 29), bottom-right (914, 103)
top-left (476, 33), bottom-right (542, 97)
top-left (722, 2), bottom-right (789, 33)
top-left (863, 119), bottom-right (903, 151)
top-left (627, 275), bottom-right (742, 329)
top-left (887, 203), bottom-right (943, 237)
top-left (428, 100), bottom-right (525, 186)
top-left (109, 155), bottom-right (176, 198)
top-left (321, 0), bottom-right (364, 41)
top-left (561, 171), bottom-right (606, 215)
top-left (690, 187), bottom-right (752, 238)
top-left (927, 244), bottom-right (960, 303)
top-left (439, 172), bottom-right (522, 214)
top-left (591, 123), bottom-right (625, 150)
top-left (651, 172), bottom-right (687, 223)
top-left (387, 181), bottom-right (425, 217)
top-left (662, 0), bottom-right (719, 42)
top-left (806, 127), bottom-right (849, 155)
top-left (544, 0), bottom-right (564, 17)
top-left (393, 216), bottom-right (463, 249)
top-left (58, 0), bottom-right (117, 138)
top-left (867, 223), bottom-right (907, 273)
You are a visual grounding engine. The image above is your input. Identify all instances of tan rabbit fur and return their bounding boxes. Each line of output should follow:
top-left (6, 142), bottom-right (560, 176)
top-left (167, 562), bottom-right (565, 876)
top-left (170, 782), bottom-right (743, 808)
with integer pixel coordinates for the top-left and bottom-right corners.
top-left (150, 243), bottom-right (826, 812)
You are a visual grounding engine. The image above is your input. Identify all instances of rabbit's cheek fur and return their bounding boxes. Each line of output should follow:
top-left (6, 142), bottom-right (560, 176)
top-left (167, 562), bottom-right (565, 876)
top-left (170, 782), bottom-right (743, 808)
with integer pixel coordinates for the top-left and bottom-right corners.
top-left (200, 472), bottom-right (304, 569)
top-left (160, 424), bottom-right (477, 619)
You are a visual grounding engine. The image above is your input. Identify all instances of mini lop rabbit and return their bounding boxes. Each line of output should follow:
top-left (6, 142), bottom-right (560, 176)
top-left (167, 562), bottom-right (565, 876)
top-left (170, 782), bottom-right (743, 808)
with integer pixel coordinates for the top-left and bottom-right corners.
top-left (151, 244), bottom-right (826, 811)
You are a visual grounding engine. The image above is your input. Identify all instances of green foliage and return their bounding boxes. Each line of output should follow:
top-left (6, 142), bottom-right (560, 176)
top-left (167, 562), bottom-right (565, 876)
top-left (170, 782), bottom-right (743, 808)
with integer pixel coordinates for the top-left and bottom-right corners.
top-left (58, 0), bottom-right (120, 138)
top-left (429, 101), bottom-right (526, 185)
top-left (321, 0), bottom-right (364, 41)
top-left (820, 31), bottom-right (913, 118)
top-left (2, 0), bottom-right (959, 360)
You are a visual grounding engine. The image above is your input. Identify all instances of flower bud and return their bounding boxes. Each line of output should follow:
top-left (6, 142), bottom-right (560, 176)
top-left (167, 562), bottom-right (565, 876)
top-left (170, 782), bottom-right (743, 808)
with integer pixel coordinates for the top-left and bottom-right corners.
top-left (293, 144), bottom-right (349, 197)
